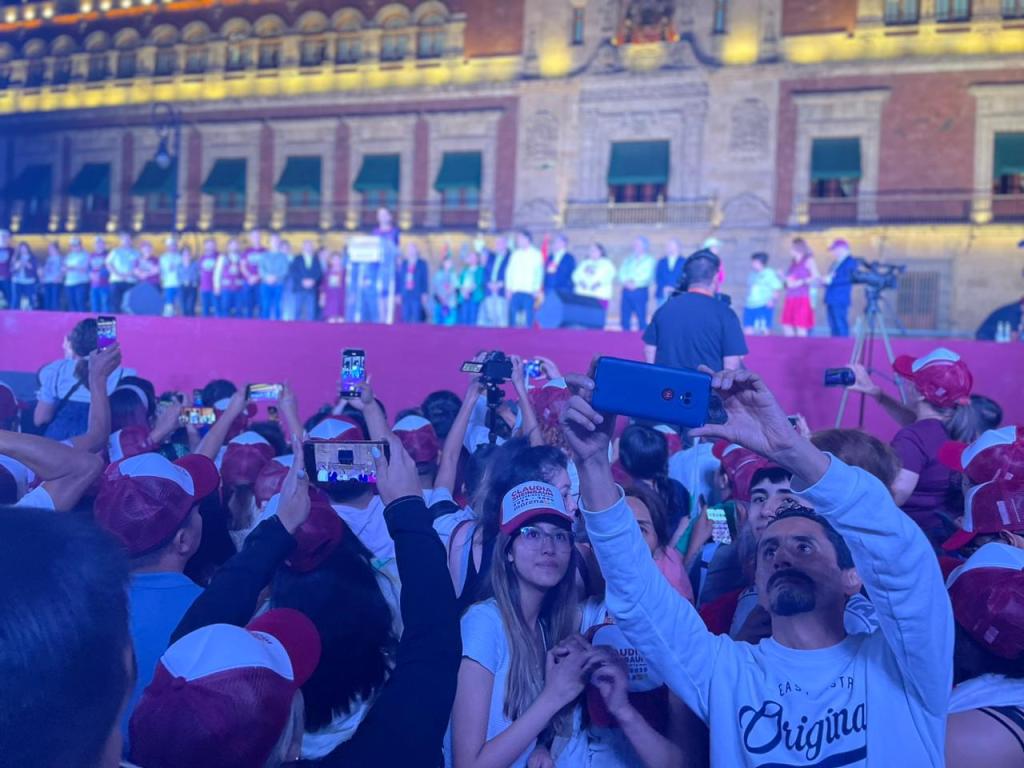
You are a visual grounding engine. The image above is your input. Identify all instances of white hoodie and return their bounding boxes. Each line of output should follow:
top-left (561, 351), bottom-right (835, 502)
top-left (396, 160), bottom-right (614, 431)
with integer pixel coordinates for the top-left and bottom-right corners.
top-left (583, 456), bottom-right (952, 767)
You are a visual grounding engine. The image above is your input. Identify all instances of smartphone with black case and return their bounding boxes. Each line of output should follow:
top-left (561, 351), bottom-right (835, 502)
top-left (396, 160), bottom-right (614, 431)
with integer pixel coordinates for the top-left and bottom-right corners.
top-left (591, 357), bottom-right (725, 428)
top-left (303, 439), bottom-right (389, 486)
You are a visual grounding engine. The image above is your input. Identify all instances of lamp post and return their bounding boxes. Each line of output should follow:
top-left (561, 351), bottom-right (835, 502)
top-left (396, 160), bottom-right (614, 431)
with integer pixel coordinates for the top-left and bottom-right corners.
top-left (151, 102), bottom-right (182, 234)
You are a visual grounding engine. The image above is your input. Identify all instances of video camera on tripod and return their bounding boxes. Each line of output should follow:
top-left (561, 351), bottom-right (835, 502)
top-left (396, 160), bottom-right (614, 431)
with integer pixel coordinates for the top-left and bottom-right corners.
top-left (851, 259), bottom-right (906, 293)
top-left (461, 351), bottom-right (514, 444)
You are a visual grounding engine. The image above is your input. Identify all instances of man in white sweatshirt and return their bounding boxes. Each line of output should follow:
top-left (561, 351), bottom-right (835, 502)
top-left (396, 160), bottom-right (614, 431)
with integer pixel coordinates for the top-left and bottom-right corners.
top-left (561, 368), bottom-right (952, 767)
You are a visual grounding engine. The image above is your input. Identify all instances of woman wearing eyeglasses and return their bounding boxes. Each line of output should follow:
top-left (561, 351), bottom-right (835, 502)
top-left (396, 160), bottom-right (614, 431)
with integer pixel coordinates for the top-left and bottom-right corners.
top-left (449, 480), bottom-right (600, 768)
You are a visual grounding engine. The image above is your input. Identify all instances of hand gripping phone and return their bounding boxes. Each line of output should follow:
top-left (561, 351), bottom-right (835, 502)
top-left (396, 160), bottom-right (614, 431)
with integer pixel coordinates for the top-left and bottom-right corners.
top-left (591, 357), bottom-right (726, 428)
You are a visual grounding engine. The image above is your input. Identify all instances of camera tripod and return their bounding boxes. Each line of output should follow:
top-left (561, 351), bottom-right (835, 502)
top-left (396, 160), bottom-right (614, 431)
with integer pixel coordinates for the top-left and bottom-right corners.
top-left (484, 381), bottom-right (505, 445)
top-left (834, 288), bottom-right (906, 428)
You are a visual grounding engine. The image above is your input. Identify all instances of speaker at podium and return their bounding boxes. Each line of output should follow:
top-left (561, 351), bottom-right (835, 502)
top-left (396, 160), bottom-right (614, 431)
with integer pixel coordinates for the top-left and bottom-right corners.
top-left (537, 292), bottom-right (607, 330)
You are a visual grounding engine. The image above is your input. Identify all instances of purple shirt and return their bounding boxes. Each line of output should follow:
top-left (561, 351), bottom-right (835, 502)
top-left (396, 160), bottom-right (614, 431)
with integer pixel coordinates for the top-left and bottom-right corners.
top-left (89, 252), bottom-right (110, 288)
top-left (199, 254), bottom-right (217, 293)
top-left (890, 418), bottom-right (954, 534)
top-left (785, 258), bottom-right (812, 300)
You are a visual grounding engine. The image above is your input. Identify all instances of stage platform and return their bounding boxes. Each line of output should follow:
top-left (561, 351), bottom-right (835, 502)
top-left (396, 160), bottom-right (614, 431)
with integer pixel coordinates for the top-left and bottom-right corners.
top-left (2, 311), bottom-right (1020, 440)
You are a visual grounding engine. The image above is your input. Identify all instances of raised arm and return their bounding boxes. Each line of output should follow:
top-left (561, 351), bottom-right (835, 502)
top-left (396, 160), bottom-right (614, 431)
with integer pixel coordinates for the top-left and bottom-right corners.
top-left (0, 430), bottom-right (104, 512)
top-left (195, 391), bottom-right (248, 460)
top-left (346, 376), bottom-right (391, 442)
top-left (67, 344), bottom-right (121, 453)
top-left (846, 364), bottom-right (915, 427)
top-left (690, 367), bottom-right (953, 718)
top-left (510, 356), bottom-right (542, 447)
top-left (435, 381), bottom-right (482, 494)
top-left (560, 375), bottom-right (735, 721)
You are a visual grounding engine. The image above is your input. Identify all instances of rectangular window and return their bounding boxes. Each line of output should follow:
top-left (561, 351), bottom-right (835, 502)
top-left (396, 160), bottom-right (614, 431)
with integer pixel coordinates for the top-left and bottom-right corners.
top-left (87, 54), bottom-right (109, 82)
top-left (935, 0), bottom-right (970, 20)
top-left (52, 58), bottom-right (72, 85)
top-left (25, 60), bottom-right (45, 88)
top-left (213, 191), bottom-right (244, 211)
top-left (380, 34), bottom-right (409, 62)
top-left (258, 44), bottom-right (280, 70)
top-left (607, 140), bottom-right (670, 203)
top-left (336, 37), bottom-right (362, 64)
top-left (1004, 0), bottom-right (1024, 17)
top-left (300, 39), bottom-right (326, 67)
top-left (810, 137), bottom-right (862, 199)
top-left (116, 51), bottom-right (136, 79)
top-left (713, 0), bottom-right (727, 33)
top-left (885, 0), bottom-right (919, 24)
top-left (418, 29), bottom-right (445, 59)
top-left (154, 48), bottom-right (177, 76)
top-left (571, 7), bottom-right (585, 45)
top-left (185, 48), bottom-right (207, 74)
top-left (225, 44), bottom-right (249, 72)
top-left (993, 132), bottom-right (1024, 195)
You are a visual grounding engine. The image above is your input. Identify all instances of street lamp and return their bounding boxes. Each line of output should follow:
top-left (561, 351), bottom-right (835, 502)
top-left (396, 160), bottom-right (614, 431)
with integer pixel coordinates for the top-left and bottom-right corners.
top-left (151, 102), bottom-right (182, 233)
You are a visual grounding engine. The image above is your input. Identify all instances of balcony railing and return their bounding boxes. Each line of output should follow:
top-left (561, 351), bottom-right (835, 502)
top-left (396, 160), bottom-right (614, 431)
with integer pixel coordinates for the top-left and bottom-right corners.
top-left (991, 194), bottom-right (1024, 221)
top-left (801, 191), bottom-right (977, 226)
top-left (563, 199), bottom-right (717, 228)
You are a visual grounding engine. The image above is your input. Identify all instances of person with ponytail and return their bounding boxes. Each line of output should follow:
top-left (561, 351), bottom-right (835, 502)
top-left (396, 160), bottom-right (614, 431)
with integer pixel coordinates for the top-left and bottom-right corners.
top-left (449, 480), bottom-right (597, 768)
top-left (34, 317), bottom-right (129, 440)
top-left (848, 348), bottom-right (978, 543)
top-left (618, 425), bottom-right (691, 538)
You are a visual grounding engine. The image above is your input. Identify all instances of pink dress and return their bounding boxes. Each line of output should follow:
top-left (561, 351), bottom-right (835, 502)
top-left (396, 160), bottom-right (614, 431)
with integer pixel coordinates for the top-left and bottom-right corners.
top-left (322, 267), bottom-right (345, 321)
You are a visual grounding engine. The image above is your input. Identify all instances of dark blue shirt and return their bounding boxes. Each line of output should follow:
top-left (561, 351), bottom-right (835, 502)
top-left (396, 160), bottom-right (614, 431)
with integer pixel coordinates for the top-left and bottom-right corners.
top-left (656, 256), bottom-right (686, 300)
top-left (825, 256), bottom-right (858, 306)
top-left (397, 259), bottom-right (429, 299)
top-left (544, 251), bottom-right (576, 295)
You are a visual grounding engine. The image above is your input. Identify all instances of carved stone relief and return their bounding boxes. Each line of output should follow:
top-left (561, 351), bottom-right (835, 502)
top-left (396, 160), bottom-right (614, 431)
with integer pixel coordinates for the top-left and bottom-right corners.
top-left (721, 192), bottom-right (772, 227)
top-left (728, 98), bottom-right (770, 157)
top-left (525, 110), bottom-right (559, 169)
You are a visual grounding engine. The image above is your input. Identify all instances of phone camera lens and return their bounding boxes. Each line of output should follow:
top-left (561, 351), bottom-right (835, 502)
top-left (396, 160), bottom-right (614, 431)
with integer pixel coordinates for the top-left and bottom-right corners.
top-left (661, 388), bottom-right (674, 402)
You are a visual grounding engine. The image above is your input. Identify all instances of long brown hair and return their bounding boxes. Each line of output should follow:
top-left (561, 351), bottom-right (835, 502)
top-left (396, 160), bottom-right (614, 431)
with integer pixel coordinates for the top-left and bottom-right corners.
top-left (490, 527), bottom-right (580, 736)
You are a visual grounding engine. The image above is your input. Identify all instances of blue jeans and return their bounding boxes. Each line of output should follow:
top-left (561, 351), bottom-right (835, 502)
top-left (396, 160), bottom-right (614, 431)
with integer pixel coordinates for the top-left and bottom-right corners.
top-left (164, 287), bottom-right (180, 314)
top-left (743, 306), bottom-right (774, 331)
top-left (620, 287), bottom-right (650, 332)
top-left (401, 293), bottom-right (425, 323)
top-left (200, 290), bottom-right (216, 317)
top-left (218, 290), bottom-right (244, 318)
top-left (508, 292), bottom-right (535, 328)
top-left (260, 283), bottom-right (284, 320)
top-left (180, 286), bottom-right (197, 316)
top-left (0, 279), bottom-right (10, 309)
top-left (43, 283), bottom-right (62, 311)
top-left (110, 282), bottom-right (134, 314)
top-left (458, 299), bottom-right (480, 326)
top-left (13, 283), bottom-right (38, 310)
top-left (294, 289), bottom-right (318, 322)
top-left (244, 283), bottom-right (260, 318)
top-left (90, 286), bottom-right (110, 313)
top-left (827, 303), bottom-right (850, 337)
top-left (66, 284), bottom-right (88, 312)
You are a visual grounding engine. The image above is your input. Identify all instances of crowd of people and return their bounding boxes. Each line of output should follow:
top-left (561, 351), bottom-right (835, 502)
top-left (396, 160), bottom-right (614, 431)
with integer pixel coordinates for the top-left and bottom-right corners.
top-left (1, 306), bottom-right (1022, 768)
top-left (0, 214), bottom-right (874, 337)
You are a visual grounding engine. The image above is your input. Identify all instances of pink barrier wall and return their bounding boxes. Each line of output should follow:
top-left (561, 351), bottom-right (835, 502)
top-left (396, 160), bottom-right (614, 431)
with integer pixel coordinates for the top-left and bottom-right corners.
top-left (2, 311), bottom-right (1021, 440)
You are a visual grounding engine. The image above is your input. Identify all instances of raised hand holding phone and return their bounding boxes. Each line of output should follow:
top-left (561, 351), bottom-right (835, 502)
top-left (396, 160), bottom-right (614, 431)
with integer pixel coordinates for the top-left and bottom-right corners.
top-left (371, 434), bottom-right (420, 505)
top-left (276, 439), bottom-right (311, 535)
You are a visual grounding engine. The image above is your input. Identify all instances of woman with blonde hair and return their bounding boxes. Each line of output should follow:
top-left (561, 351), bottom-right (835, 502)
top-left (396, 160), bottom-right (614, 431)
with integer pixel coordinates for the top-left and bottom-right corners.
top-left (780, 237), bottom-right (820, 337)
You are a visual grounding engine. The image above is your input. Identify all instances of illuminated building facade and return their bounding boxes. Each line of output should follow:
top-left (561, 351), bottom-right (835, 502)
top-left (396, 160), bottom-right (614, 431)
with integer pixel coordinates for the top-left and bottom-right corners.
top-left (1, 0), bottom-right (1023, 332)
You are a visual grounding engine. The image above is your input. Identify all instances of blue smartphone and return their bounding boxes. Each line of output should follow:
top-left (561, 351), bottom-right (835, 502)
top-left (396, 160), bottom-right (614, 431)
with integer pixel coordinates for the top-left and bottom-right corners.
top-left (591, 357), bottom-right (725, 428)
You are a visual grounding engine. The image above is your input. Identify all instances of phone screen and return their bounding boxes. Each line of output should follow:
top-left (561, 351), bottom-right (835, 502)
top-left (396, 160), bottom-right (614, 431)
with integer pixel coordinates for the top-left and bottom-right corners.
top-left (96, 316), bottom-right (117, 349)
top-left (192, 389), bottom-right (203, 407)
top-left (524, 360), bottom-right (544, 379)
top-left (340, 349), bottom-right (366, 398)
top-left (180, 407), bottom-right (216, 427)
top-left (305, 440), bottom-right (385, 485)
top-left (707, 506), bottom-right (733, 545)
top-left (247, 383), bottom-right (282, 402)
top-left (461, 362), bottom-right (484, 374)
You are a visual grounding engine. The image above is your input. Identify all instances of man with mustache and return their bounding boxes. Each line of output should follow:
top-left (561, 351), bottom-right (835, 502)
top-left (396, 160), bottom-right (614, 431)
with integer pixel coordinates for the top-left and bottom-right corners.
top-left (561, 368), bottom-right (952, 767)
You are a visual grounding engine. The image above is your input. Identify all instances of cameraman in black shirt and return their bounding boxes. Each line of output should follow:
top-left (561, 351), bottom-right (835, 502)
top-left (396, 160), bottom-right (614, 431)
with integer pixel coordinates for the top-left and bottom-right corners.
top-left (643, 249), bottom-right (747, 371)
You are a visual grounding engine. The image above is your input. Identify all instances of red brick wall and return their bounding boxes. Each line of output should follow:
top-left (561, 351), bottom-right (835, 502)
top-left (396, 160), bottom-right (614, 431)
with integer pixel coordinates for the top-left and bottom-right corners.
top-left (775, 69), bottom-right (1024, 224)
top-left (781, 0), bottom-right (858, 36)
top-left (463, 0), bottom-right (524, 57)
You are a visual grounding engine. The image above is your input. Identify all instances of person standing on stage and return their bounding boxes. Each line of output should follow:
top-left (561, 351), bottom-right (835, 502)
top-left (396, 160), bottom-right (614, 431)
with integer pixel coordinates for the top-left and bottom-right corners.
top-left (289, 238), bottom-right (323, 322)
top-left (505, 229), bottom-right (544, 328)
top-left (655, 238), bottom-right (686, 306)
top-left (159, 236), bottom-right (183, 317)
top-left (743, 252), bottom-right (783, 335)
top-left (40, 241), bottom-right (64, 311)
top-left (781, 237), bottom-right (820, 338)
top-left (257, 232), bottom-right (290, 321)
top-left (457, 243), bottom-right (486, 326)
top-left (241, 228), bottom-right (266, 319)
top-left (823, 238), bottom-right (859, 338)
top-left (619, 236), bottom-right (656, 332)
top-left (89, 236), bottom-right (111, 313)
top-left (197, 238), bottom-right (218, 318)
top-left (63, 235), bottom-right (90, 313)
top-left (214, 238), bottom-right (245, 319)
top-left (397, 242), bottom-right (429, 324)
top-left (479, 234), bottom-right (511, 328)
top-left (644, 249), bottom-right (747, 371)
top-left (0, 228), bottom-right (11, 309)
top-left (321, 249), bottom-right (345, 323)
top-left (106, 231), bottom-right (139, 314)
top-left (178, 245), bottom-right (199, 317)
top-left (544, 233), bottom-right (576, 298)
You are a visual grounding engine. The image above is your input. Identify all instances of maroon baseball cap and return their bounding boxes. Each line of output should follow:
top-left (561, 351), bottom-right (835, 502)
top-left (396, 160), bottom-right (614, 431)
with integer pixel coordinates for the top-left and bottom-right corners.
top-left (892, 348), bottom-right (973, 409)
top-left (500, 481), bottom-right (573, 535)
top-left (307, 415), bottom-right (365, 441)
top-left (221, 432), bottom-right (275, 489)
top-left (94, 453), bottom-right (220, 556)
top-left (947, 543), bottom-right (1024, 660)
top-left (393, 415), bottom-right (441, 464)
top-left (712, 441), bottom-right (773, 503)
top-left (254, 455), bottom-right (295, 506)
top-left (107, 425), bottom-right (155, 463)
top-left (942, 479), bottom-right (1024, 552)
top-left (262, 486), bottom-right (345, 572)
top-left (828, 238), bottom-right (851, 252)
top-left (129, 608), bottom-right (322, 768)
top-left (938, 426), bottom-right (1024, 486)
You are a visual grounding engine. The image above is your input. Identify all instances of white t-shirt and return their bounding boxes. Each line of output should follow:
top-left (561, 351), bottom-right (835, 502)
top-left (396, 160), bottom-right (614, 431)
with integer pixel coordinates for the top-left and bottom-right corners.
top-left (15, 485), bottom-right (55, 510)
top-left (949, 674), bottom-right (1024, 714)
top-left (159, 252), bottom-right (183, 288)
top-left (36, 359), bottom-right (131, 405)
top-left (730, 589), bottom-right (879, 639)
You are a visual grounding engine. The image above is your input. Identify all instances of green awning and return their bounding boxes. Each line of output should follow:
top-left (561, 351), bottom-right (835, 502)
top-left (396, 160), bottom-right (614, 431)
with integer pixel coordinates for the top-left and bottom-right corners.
top-left (354, 154), bottom-right (400, 192)
top-left (67, 163), bottom-right (110, 197)
top-left (811, 138), bottom-right (862, 181)
top-left (434, 152), bottom-right (482, 191)
top-left (994, 133), bottom-right (1024, 178)
top-left (607, 141), bottom-right (670, 186)
top-left (201, 158), bottom-right (246, 195)
top-left (275, 156), bottom-right (321, 194)
top-left (4, 164), bottom-right (51, 199)
top-left (130, 161), bottom-right (175, 196)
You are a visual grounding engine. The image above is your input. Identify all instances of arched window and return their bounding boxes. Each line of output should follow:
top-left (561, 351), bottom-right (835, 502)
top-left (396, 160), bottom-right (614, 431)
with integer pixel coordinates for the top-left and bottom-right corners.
top-left (85, 32), bottom-right (110, 82)
top-left (222, 19), bottom-right (252, 72)
top-left (298, 11), bottom-right (329, 66)
top-left (114, 30), bottom-right (140, 79)
top-left (151, 26), bottom-right (179, 77)
top-left (379, 10), bottom-right (411, 62)
top-left (23, 40), bottom-right (46, 88)
top-left (182, 22), bottom-right (210, 74)
top-left (417, 13), bottom-right (446, 59)
top-left (254, 16), bottom-right (284, 70)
